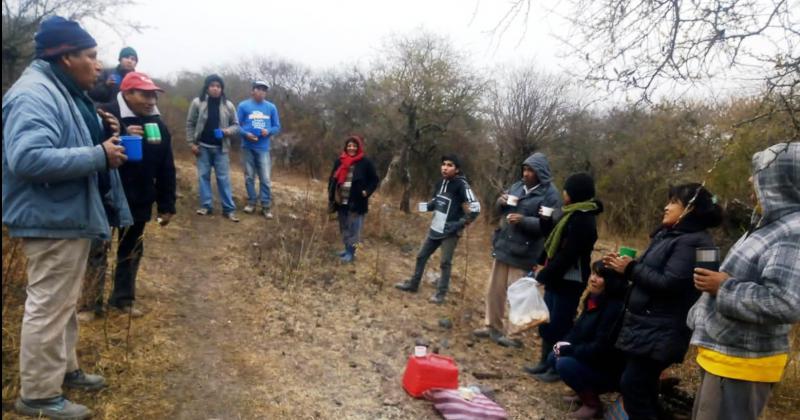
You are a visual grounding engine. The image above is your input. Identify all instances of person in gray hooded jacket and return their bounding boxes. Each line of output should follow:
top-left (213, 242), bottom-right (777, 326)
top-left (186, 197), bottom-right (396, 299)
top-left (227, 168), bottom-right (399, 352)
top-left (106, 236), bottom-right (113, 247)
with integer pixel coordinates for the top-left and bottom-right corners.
top-left (688, 142), bottom-right (800, 420)
top-left (473, 153), bottom-right (561, 348)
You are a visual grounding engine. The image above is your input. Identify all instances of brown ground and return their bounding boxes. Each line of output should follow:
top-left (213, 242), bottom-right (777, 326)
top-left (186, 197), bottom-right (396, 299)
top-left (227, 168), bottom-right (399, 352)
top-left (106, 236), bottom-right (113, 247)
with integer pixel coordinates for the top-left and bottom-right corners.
top-left (2, 156), bottom-right (799, 419)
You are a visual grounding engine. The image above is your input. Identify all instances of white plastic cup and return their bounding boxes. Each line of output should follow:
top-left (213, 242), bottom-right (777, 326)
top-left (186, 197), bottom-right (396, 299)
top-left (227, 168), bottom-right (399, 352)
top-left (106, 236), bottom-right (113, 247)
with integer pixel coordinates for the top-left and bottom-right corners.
top-left (414, 345), bottom-right (427, 357)
top-left (506, 195), bottom-right (519, 206)
top-left (417, 202), bottom-right (428, 212)
top-left (540, 206), bottom-right (554, 217)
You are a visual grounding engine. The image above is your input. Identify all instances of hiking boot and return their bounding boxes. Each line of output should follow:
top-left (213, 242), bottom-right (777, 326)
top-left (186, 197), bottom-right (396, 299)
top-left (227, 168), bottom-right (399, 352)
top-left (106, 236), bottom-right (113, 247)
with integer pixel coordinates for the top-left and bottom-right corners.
top-left (196, 207), bottom-right (210, 216)
top-left (429, 291), bottom-right (446, 304)
top-left (63, 369), bottom-right (105, 391)
top-left (224, 212), bottom-right (240, 222)
top-left (242, 204), bottom-right (256, 214)
top-left (533, 367), bottom-right (561, 383)
top-left (394, 279), bottom-right (419, 293)
top-left (15, 396), bottom-right (92, 420)
top-left (110, 305), bottom-right (144, 318)
top-left (523, 361), bottom-right (550, 375)
top-left (262, 208), bottom-right (274, 219)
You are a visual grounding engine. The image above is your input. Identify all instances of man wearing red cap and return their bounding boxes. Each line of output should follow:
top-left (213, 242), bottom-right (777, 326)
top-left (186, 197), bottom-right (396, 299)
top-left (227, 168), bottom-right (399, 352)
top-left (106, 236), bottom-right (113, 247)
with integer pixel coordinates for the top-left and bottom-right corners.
top-left (78, 72), bottom-right (176, 319)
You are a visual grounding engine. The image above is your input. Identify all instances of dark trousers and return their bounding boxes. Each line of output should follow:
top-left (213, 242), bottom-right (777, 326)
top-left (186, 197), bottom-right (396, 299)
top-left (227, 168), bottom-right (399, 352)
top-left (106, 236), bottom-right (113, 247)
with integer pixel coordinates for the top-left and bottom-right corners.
top-left (409, 235), bottom-right (459, 294)
top-left (108, 221), bottom-right (147, 308)
top-left (538, 289), bottom-right (581, 342)
top-left (556, 356), bottom-right (618, 394)
top-left (78, 239), bottom-right (110, 313)
top-left (619, 354), bottom-right (672, 420)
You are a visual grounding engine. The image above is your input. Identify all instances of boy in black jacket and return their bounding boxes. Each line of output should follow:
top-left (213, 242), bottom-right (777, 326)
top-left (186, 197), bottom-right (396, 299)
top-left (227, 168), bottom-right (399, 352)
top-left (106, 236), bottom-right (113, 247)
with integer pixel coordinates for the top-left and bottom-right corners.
top-left (395, 155), bottom-right (480, 304)
top-left (80, 71), bottom-right (176, 318)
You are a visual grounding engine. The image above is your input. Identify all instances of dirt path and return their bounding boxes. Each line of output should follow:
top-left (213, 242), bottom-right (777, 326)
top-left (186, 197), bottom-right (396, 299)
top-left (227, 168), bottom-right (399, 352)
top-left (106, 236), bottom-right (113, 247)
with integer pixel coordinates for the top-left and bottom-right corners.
top-left (131, 159), bottom-right (571, 419)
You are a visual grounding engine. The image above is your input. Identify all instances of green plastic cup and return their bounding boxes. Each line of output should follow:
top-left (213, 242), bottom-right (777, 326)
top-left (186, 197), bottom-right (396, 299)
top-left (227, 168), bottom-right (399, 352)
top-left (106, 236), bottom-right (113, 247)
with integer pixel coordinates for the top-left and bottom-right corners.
top-left (144, 122), bottom-right (161, 143)
top-left (619, 246), bottom-right (637, 258)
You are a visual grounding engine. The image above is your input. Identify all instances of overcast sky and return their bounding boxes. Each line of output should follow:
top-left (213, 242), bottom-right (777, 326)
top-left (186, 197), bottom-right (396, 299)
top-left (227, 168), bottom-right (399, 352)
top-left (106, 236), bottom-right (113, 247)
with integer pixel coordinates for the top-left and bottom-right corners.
top-left (86, 0), bottom-right (571, 79)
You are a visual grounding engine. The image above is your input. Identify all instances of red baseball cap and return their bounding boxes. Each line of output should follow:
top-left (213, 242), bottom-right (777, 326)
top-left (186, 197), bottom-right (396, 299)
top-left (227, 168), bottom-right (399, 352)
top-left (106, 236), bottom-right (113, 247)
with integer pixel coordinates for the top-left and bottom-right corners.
top-left (120, 72), bottom-right (164, 92)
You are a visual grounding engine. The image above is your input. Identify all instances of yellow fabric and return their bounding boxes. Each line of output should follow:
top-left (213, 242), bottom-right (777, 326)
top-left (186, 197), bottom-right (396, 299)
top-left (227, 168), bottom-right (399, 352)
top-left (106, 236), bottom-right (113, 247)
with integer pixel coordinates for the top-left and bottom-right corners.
top-left (696, 347), bottom-right (788, 383)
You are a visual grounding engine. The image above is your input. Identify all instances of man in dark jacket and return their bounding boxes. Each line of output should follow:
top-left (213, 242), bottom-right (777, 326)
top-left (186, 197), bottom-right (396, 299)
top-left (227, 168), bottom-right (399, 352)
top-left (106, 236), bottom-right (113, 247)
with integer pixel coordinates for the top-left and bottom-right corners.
top-left (473, 153), bottom-right (561, 347)
top-left (395, 155), bottom-right (481, 304)
top-left (88, 46), bottom-right (138, 103)
top-left (93, 71), bottom-right (176, 316)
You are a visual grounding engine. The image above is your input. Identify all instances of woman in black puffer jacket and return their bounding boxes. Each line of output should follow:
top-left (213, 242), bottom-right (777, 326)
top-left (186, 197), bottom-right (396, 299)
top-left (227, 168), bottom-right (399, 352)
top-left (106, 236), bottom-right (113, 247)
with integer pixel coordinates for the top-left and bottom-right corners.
top-left (603, 183), bottom-right (722, 420)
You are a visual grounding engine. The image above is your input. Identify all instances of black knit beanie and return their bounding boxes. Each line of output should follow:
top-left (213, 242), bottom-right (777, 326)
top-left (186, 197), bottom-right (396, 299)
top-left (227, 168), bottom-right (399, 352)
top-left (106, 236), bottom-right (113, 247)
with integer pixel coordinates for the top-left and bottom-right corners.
top-left (35, 16), bottom-right (97, 59)
top-left (564, 172), bottom-right (596, 203)
top-left (441, 154), bottom-right (461, 169)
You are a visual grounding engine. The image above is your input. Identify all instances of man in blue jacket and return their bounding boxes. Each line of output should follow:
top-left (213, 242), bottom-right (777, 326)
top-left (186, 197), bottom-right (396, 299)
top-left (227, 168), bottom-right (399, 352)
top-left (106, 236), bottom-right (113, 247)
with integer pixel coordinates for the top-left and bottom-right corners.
top-left (2, 16), bottom-right (131, 420)
top-left (238, 80), bottom-right (281, 219)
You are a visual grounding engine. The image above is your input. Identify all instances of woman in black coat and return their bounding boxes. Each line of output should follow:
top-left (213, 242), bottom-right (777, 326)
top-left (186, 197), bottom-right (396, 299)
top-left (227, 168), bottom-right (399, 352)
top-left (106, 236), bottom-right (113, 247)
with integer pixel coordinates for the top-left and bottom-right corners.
top-left (527, 173), bottom-right (603, 380)
top-left (604, 183), bottom-right (722, 420)
top-left (328, 135), bottom-right (379, 263)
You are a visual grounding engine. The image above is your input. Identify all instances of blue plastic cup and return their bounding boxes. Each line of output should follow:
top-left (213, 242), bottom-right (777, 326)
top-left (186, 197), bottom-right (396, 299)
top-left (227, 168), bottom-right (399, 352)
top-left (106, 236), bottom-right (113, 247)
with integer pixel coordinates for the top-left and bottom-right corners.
top-left (214, 128), bottom-right (224, 139)
top-left (119, 135), bottom-right (143, 162)
top-left (111, 73), bottom-right (122, 85)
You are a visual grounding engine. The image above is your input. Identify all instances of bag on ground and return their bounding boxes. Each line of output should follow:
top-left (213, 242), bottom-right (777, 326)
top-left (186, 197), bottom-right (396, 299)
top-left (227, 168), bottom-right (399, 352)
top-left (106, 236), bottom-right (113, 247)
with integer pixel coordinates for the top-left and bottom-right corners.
top-left (424, 388), bottom-right (508, 420)
top-left (507, 277), bottom-right (549, 334)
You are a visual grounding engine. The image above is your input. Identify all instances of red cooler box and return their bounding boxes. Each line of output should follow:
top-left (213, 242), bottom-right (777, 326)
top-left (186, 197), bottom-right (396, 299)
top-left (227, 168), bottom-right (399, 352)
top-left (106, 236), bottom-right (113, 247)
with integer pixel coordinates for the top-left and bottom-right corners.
top-left (402, 353), bottom-right (459, 397)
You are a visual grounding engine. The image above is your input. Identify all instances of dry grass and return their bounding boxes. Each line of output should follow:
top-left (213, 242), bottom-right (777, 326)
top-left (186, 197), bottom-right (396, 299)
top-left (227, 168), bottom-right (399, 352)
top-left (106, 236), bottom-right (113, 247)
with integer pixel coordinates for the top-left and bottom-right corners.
top-left (2, 162), bottom-right (799, 419)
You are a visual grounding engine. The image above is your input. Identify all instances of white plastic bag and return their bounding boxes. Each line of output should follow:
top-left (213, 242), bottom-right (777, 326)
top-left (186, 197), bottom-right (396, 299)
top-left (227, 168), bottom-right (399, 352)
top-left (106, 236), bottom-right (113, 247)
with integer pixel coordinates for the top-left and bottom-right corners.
top-left (507, 277), bottom-right (549, 334)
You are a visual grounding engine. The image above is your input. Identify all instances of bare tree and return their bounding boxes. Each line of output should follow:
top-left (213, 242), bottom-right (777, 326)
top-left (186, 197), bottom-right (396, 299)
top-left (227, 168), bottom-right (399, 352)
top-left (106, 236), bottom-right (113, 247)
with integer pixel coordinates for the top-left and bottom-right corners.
top-left (2, 0), bottom-right (142, 92)
top-left (486, 66), bottom-right (569, 193)
top-left (371, 31), bottom-right (484, 212)
top-left (493, 0), bottom-right (799, 137)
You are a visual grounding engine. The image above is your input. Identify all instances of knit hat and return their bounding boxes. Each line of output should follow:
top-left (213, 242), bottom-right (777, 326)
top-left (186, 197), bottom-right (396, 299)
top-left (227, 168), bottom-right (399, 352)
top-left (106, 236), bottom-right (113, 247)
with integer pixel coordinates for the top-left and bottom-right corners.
top-left (34, 16), bottom-right (97, 59)
top-left (441, 154), bottom-right (461, 169)
top-left (118, 46), bottom-right (138, 61)
top-left (200, 74), bottom-right (225, 101)
top-left (564, 172), bottom-right (596, 202)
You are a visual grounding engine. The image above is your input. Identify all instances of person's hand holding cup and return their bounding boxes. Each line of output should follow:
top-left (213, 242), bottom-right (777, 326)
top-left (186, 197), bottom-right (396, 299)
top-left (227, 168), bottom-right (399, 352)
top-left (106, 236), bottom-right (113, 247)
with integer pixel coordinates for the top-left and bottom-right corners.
top-left (539, 206), bottom-right (554, 218)
top-left (553, 341), bottom-right (571, 356)
top-left (694, 247), bottom-right (728, 295)
top-left (506, 194), bottom-right (519, 206)
top-left (417, 202), bottom-right (429, 212)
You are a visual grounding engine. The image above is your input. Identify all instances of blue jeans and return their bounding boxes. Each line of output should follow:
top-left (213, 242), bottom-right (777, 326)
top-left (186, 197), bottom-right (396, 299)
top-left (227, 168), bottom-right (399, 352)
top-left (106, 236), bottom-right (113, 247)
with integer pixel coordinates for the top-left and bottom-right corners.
top-left (337, 208), bottom-right (364, 247)
top-left (197, 146), bottom-right (235, 214)
top-left (241, 148), bottom-right (272, 207)
top-left (556, 356), bottom-right (618, 394)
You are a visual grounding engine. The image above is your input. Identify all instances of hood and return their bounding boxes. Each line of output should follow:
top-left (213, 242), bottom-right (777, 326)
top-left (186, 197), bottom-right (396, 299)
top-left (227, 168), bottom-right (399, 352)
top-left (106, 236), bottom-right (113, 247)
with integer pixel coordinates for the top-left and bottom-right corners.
top-left (343, 135), bottom-right (365, 153)
top-left (116, 91), bottom-right (160, 118)
top-left (753, 142), bottom-right (800, 225)
top-left (522, 152), bottom-right (553, 185)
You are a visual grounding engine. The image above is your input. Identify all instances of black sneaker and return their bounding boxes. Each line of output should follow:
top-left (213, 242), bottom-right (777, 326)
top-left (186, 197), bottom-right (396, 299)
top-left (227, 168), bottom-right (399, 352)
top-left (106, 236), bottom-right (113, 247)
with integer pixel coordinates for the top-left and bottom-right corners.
top-left (523, 361), bottom-right (550, 375)
top-left (15, 396), bottom-right (92, 419)
top-left (394, 280), bottom-right (419, 293)
top-left (63, 369), bottom-right (106, 391)
top-left (533, 367), bottom-right (561, 383)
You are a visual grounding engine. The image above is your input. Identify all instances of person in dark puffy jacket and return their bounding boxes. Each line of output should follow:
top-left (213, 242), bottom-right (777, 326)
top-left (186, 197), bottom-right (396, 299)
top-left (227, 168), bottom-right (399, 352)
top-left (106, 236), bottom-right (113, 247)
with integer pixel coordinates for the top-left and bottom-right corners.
top-left (88, 46), bottom-right (138, 104)
top-left (327, 135), bottom-right (379, 263)
top-left (395, 154), bottom-right (481, 304)
top-left (554, 260), bottom-right (627, 419)
top-left (604, 183), bottom-right (722, 420)
top-left (473, 153), bottom-right (561, 348)
top-left (526, 173), bottom-right (603, 381)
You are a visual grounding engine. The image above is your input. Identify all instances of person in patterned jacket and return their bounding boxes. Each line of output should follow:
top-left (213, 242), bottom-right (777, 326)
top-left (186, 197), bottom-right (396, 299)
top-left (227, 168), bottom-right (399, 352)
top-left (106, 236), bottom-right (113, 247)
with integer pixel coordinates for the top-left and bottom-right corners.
top-left (688, 142), bottom-right (800, 420)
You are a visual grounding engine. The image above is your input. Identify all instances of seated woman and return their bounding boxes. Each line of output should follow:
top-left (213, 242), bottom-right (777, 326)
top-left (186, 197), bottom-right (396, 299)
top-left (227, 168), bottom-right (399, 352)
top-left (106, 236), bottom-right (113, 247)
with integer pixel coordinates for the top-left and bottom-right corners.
top-left (554, 260), bottom-right (628, 419)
